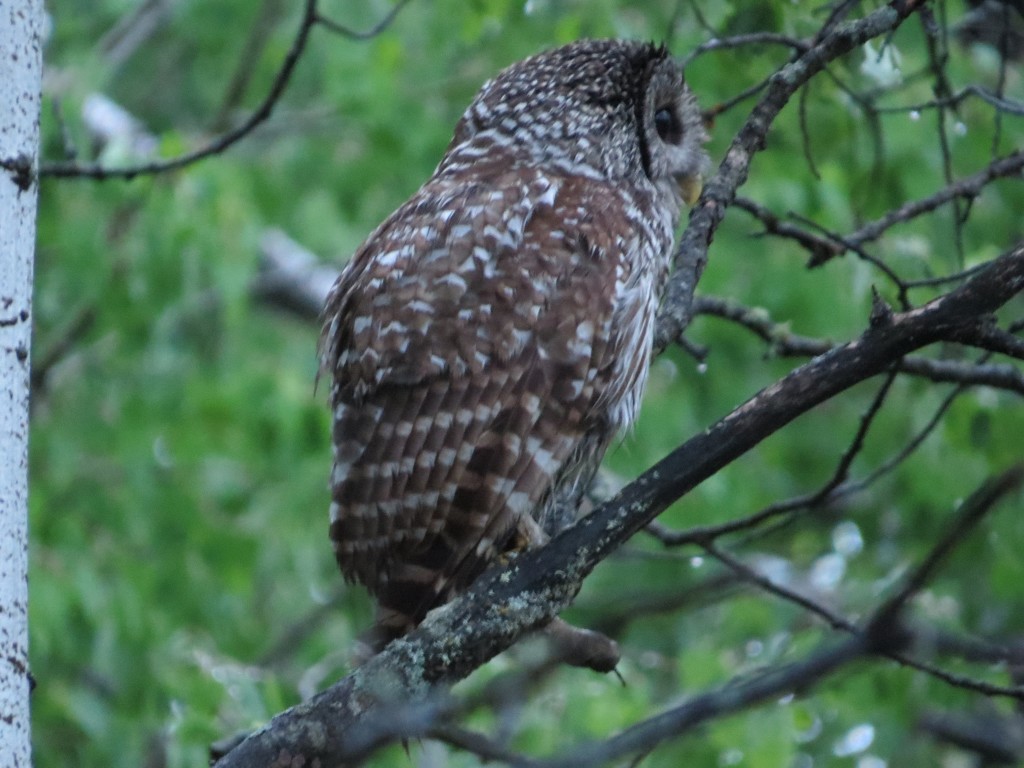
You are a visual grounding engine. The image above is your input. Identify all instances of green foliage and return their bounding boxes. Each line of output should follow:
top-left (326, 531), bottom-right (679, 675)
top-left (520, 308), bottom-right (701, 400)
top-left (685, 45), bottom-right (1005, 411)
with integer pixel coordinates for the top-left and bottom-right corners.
top-left (32, 0), bottom-right (1024, 766)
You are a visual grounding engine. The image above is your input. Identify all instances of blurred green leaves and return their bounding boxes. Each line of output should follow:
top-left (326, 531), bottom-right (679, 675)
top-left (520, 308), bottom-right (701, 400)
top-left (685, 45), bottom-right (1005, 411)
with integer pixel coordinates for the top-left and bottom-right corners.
top-left (31, 0), bottom-right (1024, 766)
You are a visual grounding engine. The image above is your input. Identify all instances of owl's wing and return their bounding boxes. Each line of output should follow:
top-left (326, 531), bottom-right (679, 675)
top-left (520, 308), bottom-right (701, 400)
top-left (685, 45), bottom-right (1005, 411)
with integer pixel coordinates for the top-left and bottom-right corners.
top-left (321, 168), bottom-right (654, 634)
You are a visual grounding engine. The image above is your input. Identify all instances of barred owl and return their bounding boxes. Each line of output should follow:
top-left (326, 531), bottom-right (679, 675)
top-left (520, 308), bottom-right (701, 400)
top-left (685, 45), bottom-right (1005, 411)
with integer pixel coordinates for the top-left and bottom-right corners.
top-left (320, 39), bottom-right (707, 656)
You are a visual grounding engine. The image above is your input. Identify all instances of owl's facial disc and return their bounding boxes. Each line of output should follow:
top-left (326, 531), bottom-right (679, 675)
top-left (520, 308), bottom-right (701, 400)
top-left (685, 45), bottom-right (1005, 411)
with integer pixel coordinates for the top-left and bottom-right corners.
top-left (641, 56), bottom-right (708, 207)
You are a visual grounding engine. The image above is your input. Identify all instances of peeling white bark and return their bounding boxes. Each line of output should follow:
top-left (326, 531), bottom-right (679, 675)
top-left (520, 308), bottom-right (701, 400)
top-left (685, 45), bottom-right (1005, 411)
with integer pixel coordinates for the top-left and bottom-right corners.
top-left (0, 0), bottom-right (44, 764)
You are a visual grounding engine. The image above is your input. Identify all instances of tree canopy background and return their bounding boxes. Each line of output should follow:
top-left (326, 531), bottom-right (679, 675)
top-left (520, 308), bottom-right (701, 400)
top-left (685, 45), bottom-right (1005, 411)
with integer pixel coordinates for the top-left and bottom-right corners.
top-left (30, 0), bottom-right (1024, 766)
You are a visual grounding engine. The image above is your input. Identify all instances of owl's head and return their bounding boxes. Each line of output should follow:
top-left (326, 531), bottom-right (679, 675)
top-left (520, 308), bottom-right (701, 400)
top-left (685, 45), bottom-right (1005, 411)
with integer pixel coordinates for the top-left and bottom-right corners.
top-left (441, 39), bottom-right (708, 206)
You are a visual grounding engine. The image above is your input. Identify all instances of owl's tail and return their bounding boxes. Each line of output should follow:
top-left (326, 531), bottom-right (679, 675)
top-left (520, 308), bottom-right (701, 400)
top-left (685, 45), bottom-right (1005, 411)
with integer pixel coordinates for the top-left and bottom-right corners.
top-left (348, 590), bottom-right (427, 664)
top-left (361, 543), bottom-right (467, 653)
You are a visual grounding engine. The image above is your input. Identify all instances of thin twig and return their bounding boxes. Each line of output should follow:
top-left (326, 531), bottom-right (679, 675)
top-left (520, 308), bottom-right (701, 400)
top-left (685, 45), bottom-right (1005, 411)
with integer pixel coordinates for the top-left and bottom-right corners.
top-left (315, 0), bottom-right (414, 40)
top-left (40, 0), bottom-right (319, 180)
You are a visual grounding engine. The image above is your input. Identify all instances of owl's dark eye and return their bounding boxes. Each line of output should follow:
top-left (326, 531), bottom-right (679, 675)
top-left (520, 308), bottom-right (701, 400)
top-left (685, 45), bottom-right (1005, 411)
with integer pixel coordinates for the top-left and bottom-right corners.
top-left (654, 107), bottom-right (679, 142)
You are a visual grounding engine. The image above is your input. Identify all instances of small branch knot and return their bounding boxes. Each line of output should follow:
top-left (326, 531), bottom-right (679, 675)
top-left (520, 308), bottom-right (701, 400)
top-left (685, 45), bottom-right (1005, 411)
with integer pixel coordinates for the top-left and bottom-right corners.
top-left (869, 286), bottom-right (895, 328)
top-left (1, 154), bottom-right (35, 193)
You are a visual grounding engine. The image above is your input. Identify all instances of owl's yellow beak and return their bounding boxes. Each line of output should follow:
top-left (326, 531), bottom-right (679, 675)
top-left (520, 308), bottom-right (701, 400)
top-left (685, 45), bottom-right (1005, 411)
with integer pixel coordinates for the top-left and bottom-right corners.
top-left (678, 174), bottom-right (703, 206)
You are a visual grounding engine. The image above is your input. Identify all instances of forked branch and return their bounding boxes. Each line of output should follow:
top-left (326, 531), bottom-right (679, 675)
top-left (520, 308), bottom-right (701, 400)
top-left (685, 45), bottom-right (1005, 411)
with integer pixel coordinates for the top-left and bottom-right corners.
top-left (214, 242), bottom-right (1024, 767)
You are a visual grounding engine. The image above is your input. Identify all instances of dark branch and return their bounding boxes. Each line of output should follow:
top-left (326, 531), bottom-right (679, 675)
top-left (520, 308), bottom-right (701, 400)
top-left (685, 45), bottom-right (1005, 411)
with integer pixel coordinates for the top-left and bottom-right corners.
top-left (842, 148), bottom-right (1024, 256)
top-left (654, 0), bottom-right (928, 352)
top-left (694, 294), bottom-right (1024, 395)
top-left (316, 0), bottom-right (413, 40)
top-left (554, 466), bottom-right (1022, 768)
top-left (535, 634), bottom-right (870, 768)
top-left (870, 464), bottom-right (1024, 631)
top-left (39, 0), bottom-right (318, 180)
top-left (680, 32), bottom-right (810, 67)
top-left (214, 243), bottom-right (1024, 767)
top-left (38, 0), bottom-right (415, 181)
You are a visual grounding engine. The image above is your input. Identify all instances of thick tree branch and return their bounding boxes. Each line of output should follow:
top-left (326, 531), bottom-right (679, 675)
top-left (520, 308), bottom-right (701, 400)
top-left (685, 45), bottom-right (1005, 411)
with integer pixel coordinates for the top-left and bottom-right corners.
top-left (215, 241), bottom-right (1024, 767)
top-left (538, 466), bottom-right (1023, 768)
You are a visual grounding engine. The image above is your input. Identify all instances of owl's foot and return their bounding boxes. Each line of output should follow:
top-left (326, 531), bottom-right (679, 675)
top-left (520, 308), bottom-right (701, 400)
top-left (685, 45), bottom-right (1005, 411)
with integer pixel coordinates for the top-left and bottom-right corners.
top-left (541, 616), bottom-right (620, 673)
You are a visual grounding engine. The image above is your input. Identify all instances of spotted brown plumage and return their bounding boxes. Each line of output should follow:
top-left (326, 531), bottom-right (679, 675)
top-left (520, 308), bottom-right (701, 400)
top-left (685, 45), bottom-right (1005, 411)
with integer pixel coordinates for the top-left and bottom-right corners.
top-left (320, 39), bottom-right (707, 650)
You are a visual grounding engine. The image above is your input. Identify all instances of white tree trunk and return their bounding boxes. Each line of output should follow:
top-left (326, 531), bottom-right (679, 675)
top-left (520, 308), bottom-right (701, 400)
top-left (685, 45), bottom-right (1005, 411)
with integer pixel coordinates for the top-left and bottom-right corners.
top-left (0, 0), bottom-right (44, 765)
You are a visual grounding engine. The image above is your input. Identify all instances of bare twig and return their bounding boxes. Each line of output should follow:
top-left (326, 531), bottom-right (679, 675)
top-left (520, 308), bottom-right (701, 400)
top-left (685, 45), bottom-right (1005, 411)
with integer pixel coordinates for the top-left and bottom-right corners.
top-left (315, 0), bottom-right (414, 39)
top-left (655, 0), bottom-right (929, 352)
top-left (212, 0), bottom-right (288, 132)
top-left (876, 84), bottom-right (1024, 116)
top-left (532, 633), bottom-right (870, 768)
top-left (30, 305), bottom-right (96, 394)
top-left (844, 149), bottom-right (1024, 255)
top-left (534, 482), bottom-right (1024, 768)
top-left (953, 323), bottom-right (1024, 361)
top-left (39, 0), bottom-right (416, 181)
top-left (869, 465), bottom-right (1024, 632)
top-left (693, 293), bottom-right (1024, 395)
top-left (40, 0), bottom-right (319, 180)
top-left (681, 32), bottom-right (809, 68)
